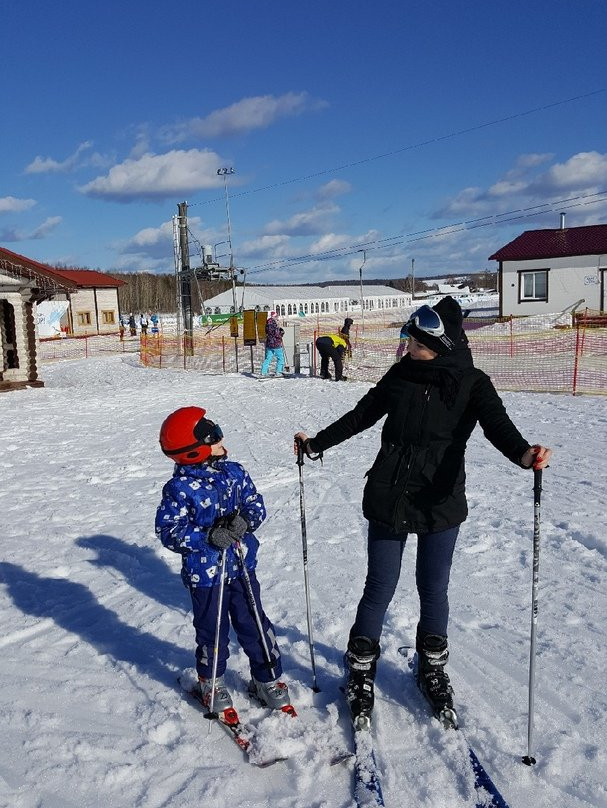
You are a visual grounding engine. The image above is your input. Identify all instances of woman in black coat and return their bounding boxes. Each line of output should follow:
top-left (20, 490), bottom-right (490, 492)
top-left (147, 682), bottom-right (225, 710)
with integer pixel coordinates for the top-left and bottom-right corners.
top-left (295, 296), bottom-right (552, 726)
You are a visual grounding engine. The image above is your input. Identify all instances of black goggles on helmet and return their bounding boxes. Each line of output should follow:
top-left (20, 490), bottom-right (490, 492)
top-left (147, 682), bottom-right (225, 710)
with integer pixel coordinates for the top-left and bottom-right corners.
top-left (403, 305), bottom-right (454, 350)
top-left (193, 418), bottom-right (224, 445)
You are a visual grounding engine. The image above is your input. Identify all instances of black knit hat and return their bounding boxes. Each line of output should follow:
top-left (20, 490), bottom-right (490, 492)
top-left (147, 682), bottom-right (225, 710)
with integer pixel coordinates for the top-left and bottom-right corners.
top-left (405, 296), bottom-right (463, 356)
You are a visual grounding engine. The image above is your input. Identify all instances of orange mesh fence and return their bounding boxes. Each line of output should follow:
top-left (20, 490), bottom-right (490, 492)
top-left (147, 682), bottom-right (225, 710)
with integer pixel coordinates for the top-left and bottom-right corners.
top-left (39, 333), bottom-right (139, 361)
top-left (43, 311), bottom-right (607, 396)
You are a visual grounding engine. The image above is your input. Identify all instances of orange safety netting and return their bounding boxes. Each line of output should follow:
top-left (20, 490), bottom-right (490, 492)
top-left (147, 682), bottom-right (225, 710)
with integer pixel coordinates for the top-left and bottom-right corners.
top-left (41, 311), bottom-right (607, 396)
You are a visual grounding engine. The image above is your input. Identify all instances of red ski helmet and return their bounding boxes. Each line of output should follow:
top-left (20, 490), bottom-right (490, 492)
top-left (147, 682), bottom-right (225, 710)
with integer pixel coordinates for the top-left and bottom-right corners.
top-left (159, 406), bottom-right (223, 465)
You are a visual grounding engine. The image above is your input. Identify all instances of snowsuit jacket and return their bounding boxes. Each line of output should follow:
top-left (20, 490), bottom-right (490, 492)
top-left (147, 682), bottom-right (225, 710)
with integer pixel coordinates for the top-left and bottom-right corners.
top-left (155, 458), bottom-right (266, 588)
top-left (310, 338), bottom-right (531, 535)
top-left (265, 318), bottom-right (284, 348)
top-left (318, 333), bottom-right (348, 353)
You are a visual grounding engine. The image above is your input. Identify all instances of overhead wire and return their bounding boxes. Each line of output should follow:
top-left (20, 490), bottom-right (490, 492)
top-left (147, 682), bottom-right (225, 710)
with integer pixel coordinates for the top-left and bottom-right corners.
top-left (187, 88), bottom-right (605, 208)
top-left (242, 190), bottom-right (607, 275)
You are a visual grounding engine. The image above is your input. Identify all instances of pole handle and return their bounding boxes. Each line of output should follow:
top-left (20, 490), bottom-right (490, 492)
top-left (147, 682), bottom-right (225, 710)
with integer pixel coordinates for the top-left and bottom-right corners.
top-left (533, 467), bottom-right (543, 504)
top-left (295, 436), bottom-right (305, 467)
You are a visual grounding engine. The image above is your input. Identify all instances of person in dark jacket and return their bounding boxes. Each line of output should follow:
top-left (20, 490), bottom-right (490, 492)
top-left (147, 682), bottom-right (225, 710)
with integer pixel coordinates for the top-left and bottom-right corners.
top-left (315, 330), bottom-right (349, 381)
top-left (295, 296), bottom-right (552, 724)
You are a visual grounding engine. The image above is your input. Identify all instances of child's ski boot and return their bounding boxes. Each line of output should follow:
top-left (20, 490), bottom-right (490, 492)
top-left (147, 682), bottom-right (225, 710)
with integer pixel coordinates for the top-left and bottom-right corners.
top-left (249, 677), bottom-right (296, 716)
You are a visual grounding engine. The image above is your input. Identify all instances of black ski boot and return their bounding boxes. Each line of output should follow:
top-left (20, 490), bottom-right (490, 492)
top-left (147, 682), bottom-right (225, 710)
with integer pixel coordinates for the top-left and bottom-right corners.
top-left (344, 635), bottom-right (380, 730)
top-left (416, 633), bottom-right (458, 729)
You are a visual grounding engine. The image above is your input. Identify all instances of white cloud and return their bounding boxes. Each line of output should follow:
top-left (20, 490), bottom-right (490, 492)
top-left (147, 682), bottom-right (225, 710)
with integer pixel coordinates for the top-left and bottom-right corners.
top-left (238, 235), bottom-right (294, 260)
top-left (161, 92), bottom-right (328, 141)
top-left (435, 151), bottom-right (607, 220)
top-left (0, 196), bottom-right (36, 213)
top-left (79, 149), bottom-right (227, 201)
top-left (264, 203), bottom-right (339, 237)
top-left (316, 179), bottom-right (352, 200)
top-left (309, 229), bottom-right (380, 255)
top-left (25, 142), bottom-right (93, 174)
top-left (0, 216), bottom-right (62, 242)
top-left (119, 216), bottom-right (218, 261)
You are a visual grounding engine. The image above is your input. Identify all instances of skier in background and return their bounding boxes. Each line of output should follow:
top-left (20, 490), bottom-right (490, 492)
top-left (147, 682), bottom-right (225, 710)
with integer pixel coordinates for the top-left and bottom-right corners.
top-left (260, 311), bottom-right (285, 376)
top-left (296, 296), bottom-right (552, 726)
top-left (156, 406), bottom-right (292, 714)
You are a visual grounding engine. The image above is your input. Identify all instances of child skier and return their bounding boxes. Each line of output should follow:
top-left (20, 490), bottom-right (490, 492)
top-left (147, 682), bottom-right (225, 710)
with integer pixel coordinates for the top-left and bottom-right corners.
top-left (156, 406), bottom-right (292, 715)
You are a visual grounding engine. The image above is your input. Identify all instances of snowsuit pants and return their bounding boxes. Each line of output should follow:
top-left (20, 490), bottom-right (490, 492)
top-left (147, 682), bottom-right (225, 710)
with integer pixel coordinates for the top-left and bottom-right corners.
top-left (190, 571), bottom-right (282, 682)
top-left (350, 519), bottom-right (460, 643)
top-left (261, 346), bottom-right (284, 375)
top-left (315, 336), bottom-right (344, 380)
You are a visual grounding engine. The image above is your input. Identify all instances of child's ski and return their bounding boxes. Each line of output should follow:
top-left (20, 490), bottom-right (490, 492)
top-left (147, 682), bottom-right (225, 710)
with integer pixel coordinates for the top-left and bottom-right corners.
top-left (180, 679), bottom-right (287, 767)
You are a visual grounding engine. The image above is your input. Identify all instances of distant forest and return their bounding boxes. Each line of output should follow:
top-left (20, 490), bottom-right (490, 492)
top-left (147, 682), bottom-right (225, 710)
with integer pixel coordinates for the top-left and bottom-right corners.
top-left (101, 270), bottom-right (496, 315)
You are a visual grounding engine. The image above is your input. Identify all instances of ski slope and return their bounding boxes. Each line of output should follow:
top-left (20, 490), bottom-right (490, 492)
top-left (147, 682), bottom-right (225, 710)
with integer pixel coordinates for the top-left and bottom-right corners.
top-left (0, 354), bottom-right (605, 808)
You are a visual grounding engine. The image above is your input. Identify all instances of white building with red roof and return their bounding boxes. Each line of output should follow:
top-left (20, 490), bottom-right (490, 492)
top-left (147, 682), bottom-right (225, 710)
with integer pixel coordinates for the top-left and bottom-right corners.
top-left (490, 217), bottom-right (607, 317)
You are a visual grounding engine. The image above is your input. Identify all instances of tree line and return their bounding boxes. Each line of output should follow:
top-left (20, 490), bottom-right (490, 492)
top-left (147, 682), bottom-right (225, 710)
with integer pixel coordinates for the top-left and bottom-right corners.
top-left (81, 270), bottom-right (496, 315)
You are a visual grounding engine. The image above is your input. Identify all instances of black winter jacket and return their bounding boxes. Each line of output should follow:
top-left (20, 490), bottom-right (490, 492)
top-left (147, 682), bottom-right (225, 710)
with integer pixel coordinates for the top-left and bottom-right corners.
top-left (311, 338), bottom-right (530, 535)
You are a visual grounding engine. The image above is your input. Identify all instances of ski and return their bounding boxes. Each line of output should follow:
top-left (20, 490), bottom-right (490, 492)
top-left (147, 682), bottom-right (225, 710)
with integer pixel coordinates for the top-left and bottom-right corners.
top-left (397, 647), bottom-right (511, 808)
top-left (180, 679), bottom-right (287, 767)
top-left (181, 678), bottom-right (351, 768)
top-left (351, 722), bottom-right (385, 807)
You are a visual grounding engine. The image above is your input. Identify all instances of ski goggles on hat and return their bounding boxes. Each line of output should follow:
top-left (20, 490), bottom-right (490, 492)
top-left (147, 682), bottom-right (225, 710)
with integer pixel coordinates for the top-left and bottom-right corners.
top-left (193, 418), bottom-right (224, 445)
top-left (404, 305), bottom-right (454, 350)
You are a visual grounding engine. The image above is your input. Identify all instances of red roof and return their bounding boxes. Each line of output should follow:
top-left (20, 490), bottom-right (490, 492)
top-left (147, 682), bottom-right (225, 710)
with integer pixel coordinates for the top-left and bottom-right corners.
top-left (489, 224), bottom-right (607, 261)
top-left (0, 246), bottom-right (124, 288)
top-left (46, 268), bottom-right (125, 288)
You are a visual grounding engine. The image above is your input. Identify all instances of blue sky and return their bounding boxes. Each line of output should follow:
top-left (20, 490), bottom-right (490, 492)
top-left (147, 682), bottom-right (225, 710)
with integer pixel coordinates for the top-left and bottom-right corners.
top-left (2, 0), bottom-right (607, 283)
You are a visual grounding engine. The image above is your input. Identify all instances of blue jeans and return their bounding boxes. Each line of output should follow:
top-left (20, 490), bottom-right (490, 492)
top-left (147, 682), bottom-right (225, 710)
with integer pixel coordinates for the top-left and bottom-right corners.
top-left (261, 346), bottom-right (284, 375)
top-left (350, 520), bottom-right (460, 642)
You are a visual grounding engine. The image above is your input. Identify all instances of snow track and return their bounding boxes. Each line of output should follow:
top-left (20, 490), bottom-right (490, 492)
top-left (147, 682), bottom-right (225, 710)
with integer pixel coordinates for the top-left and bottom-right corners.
top-left (0, 356), bottom-right (605, 807)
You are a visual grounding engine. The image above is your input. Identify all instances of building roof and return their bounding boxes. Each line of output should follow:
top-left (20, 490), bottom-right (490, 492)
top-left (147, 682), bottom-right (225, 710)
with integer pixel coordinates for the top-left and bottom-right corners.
top-left (45, 267), bottom-right (125, 287)
top-left (0, 246), bottom-right (77, 291)
top-left (489, 224), bottom-right (607, 261)
top-left (0, 246), bottom-right (125, 289)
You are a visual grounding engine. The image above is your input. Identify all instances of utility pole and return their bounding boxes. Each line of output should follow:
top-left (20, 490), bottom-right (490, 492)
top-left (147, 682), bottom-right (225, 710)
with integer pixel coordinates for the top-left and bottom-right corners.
top-left (217, 167), bottom-right (237, 315)
top-left (411, 257), bottom-right (415, 300)
top-left (177, 201), bottom-right (193, 355)
top-left (358, 249), bottom-right (367, 336)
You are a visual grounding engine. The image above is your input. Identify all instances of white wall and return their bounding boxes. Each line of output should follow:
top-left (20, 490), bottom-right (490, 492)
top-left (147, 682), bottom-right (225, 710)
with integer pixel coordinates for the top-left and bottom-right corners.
top-left (501, 254), bottom-right (605, 315)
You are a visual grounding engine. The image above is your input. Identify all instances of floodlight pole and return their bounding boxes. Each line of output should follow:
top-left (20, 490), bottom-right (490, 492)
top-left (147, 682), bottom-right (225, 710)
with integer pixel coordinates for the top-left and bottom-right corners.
top-left (358, 249), bottom-right (367, 337)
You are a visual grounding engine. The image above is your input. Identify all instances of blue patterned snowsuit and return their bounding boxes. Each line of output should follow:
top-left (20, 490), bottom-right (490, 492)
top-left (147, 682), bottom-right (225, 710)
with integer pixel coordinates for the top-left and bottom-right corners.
top-left (155, 458), bottom-right (282, 681)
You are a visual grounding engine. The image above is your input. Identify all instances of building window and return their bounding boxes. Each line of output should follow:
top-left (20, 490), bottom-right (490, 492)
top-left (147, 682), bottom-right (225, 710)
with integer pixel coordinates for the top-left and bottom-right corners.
top-left (101, 310), bottom-right (115, 324)
top-left (77, 312), bottom-right (92, 326)
top-left (519, 270), bottom-right (549, 302)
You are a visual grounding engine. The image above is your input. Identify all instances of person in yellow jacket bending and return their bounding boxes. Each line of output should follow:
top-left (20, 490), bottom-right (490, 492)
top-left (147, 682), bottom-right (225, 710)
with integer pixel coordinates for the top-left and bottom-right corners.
top-left (315, 330), bottom-right (349, 381)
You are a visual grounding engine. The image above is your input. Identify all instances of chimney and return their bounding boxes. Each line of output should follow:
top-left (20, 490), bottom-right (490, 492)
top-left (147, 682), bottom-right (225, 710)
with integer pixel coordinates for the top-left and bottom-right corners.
top-left (560, 212), bottom-right (566, 229)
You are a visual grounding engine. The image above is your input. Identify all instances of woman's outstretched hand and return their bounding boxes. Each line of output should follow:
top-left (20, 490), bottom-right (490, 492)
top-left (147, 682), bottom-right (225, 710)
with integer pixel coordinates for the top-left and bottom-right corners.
top-left (521, 445), bottom-right (552, 469)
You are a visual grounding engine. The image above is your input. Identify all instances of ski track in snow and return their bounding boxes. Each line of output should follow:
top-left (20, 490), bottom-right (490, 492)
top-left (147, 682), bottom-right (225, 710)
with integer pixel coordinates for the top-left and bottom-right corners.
top-left (0, 354), bottom-right (606, 808)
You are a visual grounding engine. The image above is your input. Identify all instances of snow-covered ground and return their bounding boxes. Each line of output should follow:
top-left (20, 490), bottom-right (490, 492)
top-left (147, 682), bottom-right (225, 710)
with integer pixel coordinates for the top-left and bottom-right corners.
top-left (0, 354), bottom-right (605, 808)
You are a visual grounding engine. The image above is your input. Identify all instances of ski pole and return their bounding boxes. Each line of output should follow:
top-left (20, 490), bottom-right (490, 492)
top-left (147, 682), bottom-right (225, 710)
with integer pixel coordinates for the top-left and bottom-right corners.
top-left (523, 467), bottom-right (543, 766)
top-left (205, 548), bottom-right (228, 725)
top-left (295, 437), bottom-right (321, 692)
top-left (234, 540), bottom-right (277, 680)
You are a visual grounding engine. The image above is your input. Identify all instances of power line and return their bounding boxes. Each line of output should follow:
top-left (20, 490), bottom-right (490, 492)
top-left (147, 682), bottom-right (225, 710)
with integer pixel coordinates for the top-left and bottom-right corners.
top-left (188, 88), bottom-right (605, 208)
top-left (243, 190), bottom-right (607, 275)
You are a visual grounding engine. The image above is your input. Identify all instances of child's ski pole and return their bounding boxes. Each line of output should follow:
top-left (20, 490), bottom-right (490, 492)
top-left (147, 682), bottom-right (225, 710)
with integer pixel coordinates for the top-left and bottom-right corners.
top-left (523, 467), bottom-right (543, 766)
top-left (295, 437), bottom-right (321, 692)
top-left (234, 540), bottom-right (276, 679)
top-left (205, 548), bottom-right (228, 724)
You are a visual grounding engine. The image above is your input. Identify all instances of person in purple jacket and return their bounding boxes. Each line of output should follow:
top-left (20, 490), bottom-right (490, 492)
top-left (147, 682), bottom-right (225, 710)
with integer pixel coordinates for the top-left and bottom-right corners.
top-left (260, 311), bottom-right (285, 376)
